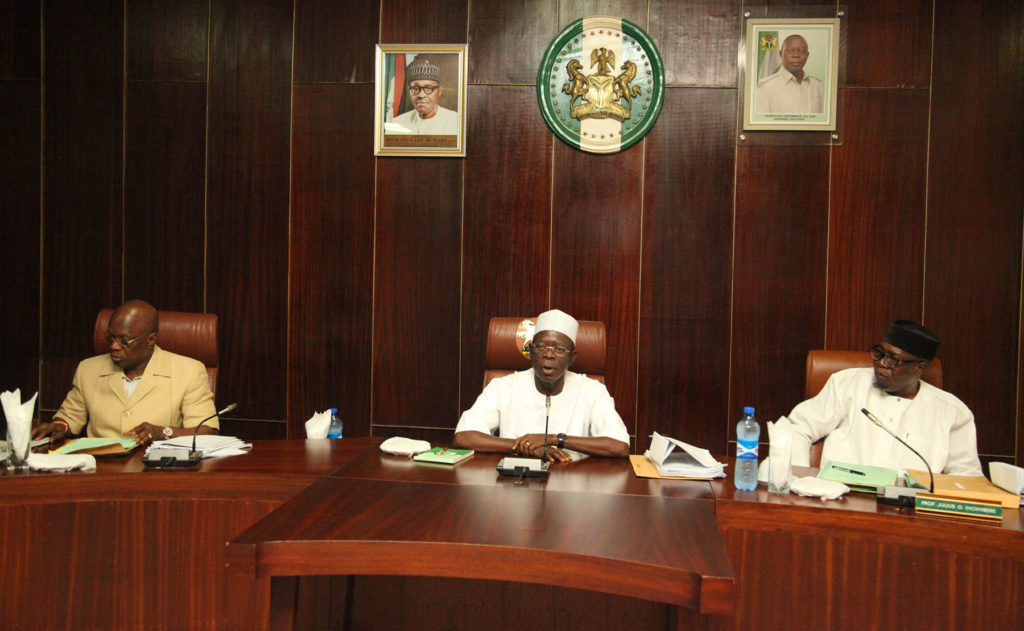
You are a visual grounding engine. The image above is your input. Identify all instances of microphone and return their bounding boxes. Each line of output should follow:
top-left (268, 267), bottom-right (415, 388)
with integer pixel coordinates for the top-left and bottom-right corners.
top-left (141, 402), bottom-right (236, 468)
top-left (861, 408), bottom-right (934, 505)
top-left (496, 396), bottom-right (550, 480)
top-left (541, 395), bottom-right (551, 464)
top-left (189, 402), bottom-right (237, 461)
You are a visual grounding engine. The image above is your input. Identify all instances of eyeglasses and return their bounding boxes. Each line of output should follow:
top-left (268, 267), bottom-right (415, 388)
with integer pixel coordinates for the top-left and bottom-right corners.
top-left (408, 85), bottom-right (439, 95)
top-left (869, 345), bottom-right (921, 369)
top-left (105, 332), bottom-right (152, 348)
top-left (530, 342), bottom-right (573, 357)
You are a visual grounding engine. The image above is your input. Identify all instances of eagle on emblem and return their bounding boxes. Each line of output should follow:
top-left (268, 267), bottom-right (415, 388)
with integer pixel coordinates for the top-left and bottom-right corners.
top-left (561, 47), bottom-right (642, 122)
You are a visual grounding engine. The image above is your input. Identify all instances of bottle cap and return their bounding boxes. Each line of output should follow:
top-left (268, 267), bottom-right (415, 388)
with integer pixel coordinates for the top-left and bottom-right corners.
top-left (331, 407), bottom-right (338, 414)
top-left (743, 406), bottom-right (755, 415)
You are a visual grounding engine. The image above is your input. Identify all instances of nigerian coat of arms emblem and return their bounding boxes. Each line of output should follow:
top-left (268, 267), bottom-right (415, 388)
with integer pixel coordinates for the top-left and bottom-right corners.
top-left (537, 16), bottom-right (665, 154)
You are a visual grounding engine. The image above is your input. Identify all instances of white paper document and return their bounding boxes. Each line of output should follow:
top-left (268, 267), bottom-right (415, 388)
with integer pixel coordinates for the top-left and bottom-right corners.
top-left (152, 435), bottom-right (251, 459)
top-left (989, 462), bottom-right (1024, 505)
top-left (644, 431), bottom-right (725, 478)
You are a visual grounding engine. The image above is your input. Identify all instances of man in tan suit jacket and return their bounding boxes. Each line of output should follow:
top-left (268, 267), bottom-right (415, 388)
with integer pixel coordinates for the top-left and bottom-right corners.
top-left (33, 300), bottom-right (218, 443)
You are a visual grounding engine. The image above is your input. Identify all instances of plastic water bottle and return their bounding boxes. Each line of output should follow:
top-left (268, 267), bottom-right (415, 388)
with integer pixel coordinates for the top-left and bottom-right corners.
top-left (734, 406), bottom-right (760, 490)
top-left (327, 407), bottom-right (343, 439)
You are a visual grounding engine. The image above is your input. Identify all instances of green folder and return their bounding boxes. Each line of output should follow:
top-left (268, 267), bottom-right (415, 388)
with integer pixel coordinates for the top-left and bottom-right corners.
top-left (55, 437), bottom-right (138, 455)
top-left (819, 460), bottom-right (897, 492)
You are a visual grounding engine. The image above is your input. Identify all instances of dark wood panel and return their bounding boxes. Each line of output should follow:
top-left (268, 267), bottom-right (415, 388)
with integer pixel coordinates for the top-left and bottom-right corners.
top-left (126, 0), bottom-right (209, 81)
top-left (560, 0), bottom-right (648, 29)
top-left (649, 0), bottom-right (738, 87)
top-left (467, 0), bottom-right (557, 84)
top-left (639, 87), bottom-right (735, 454)
top-left (372, 158), bottom-right (463, 430)
top-left (41, 0), bottom-right (125, 410)
top-left (345, 575), bottom-right (692, 630)
top-left (380, 0), bottom-right (467, 42)
top-left (459, 85), bottom-right (552, 415)
top-left (293, 0), bottom-right (379, 83)
top-left (925, 0), bottom-right (1024, 459)
top-left (289, 84), bottom-right (375, 438)
top-left (825, 88), bottom-right (929, 350)
top-left (731, 144), bottom-right (830, 430)
top-left (0, 80), bottom-right (40, 395)
top-left (549, 141), bottom-right (644, 437)
top-left (205, 0), bottom-right (293, 421)
top-left (0, 0), bottom-right (40, 78)
top-left (843, 0), bottom-right (931, 88)
top-left (124, 81), bottom-right (207, 312)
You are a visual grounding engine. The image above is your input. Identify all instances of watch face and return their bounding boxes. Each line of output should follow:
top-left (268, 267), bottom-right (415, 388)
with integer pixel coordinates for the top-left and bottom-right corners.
top-left (163, 426), bottom-right (174, 438)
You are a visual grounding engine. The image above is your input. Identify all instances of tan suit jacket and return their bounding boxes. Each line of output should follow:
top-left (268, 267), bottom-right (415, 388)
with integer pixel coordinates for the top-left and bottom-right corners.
top-left (54, 345), bottom-right (217, 438)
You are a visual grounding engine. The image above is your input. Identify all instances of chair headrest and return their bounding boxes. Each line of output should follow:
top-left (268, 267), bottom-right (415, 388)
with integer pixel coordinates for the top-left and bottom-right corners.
top-left (93, 308), bottom-right (219, 367)
top-left (484, 316), bottom-right (606, 375)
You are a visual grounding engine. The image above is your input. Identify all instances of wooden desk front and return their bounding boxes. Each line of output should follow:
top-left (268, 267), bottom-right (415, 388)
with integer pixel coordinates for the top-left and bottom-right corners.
top-left (3, 442), bottom-right (1021, 630)
top-left (709, 465), bottom-right (1024, 631)
top-left (0, 438), bottom-right (378, 630)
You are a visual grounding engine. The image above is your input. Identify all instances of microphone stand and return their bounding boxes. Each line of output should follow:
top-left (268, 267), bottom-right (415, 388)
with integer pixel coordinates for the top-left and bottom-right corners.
top-left (142, 402), bottom-right (236, 468)
top-left (496, 396), bottom-right (551, 480)
top-left (861, 408), bottom-right (934, 506)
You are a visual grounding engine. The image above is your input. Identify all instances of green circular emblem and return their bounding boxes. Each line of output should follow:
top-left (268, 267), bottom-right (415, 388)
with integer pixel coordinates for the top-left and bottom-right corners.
top-left (537, 16), bottom-right (665, 154)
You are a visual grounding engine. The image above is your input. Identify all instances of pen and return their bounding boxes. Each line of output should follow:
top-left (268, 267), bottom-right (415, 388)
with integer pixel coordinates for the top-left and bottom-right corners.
top-left (834, 465), bottom-right (865, 475)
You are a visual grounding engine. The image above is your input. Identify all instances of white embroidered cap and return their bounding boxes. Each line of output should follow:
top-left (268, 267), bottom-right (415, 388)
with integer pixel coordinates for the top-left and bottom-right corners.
top-left (534, 309), bottom-right (579, 345)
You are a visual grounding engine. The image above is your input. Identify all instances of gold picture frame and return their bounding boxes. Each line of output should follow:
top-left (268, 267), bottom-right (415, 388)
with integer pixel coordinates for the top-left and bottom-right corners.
top-left (374, 44), bottom-right (467, 157)
top-left (742, 18), bottom-right (839, 131)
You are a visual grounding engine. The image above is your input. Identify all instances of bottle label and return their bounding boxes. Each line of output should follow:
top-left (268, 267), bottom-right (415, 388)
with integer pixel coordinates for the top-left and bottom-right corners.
top-left (736, 438), bottom-right (758, 460)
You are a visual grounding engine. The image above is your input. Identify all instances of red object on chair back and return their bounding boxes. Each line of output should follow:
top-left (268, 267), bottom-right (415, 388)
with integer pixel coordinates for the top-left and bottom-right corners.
top-left (803, 350), bottom-right (942, 466)
top-left (483, 316), bottom-right (606, 388)
top-left (93, 309), bottom-right (219, 395)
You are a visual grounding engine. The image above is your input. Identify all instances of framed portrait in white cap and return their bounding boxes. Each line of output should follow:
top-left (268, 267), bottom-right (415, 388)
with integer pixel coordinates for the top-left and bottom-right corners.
top-left (374, 44), bottom-right (467, 157)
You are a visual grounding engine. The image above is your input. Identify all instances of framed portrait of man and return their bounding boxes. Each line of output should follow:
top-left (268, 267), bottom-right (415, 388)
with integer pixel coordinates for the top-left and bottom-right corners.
top-left (743, 18), bottom-right (839, 131)
top-left (374, 44), bottom-right (467, 157)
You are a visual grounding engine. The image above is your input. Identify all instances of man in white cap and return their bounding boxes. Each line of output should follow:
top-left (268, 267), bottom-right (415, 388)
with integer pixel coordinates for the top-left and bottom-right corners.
top-left (786, 320), bottom-right (981, 475)
top-left (391, 58), bottom-right (459, 135)
top-left (454, 309), bottom-right (629, 461)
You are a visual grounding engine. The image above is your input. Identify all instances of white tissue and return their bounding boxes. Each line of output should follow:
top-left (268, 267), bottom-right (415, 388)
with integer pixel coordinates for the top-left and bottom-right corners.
top-left (305, 410), bottom-right (332, 439)
top-left (27, 452), bottom-right (97, 472)
top-left (790, 476), bottom-right (849, 500)
top-left (379, 436), bottom-right (431, 456)
top-left (2, 389), bottom-right (38, 463)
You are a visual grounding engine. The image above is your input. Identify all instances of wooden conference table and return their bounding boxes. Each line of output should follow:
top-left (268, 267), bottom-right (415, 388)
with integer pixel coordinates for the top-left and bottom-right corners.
top-left (1, 440), bottom-right (1021, 630)
top-left (227, 446), bottom-right (734, 630)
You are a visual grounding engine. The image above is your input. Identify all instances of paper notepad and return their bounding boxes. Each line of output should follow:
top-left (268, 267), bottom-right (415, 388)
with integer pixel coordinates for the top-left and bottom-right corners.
top-left (819, 460), bottom-right (896, 492)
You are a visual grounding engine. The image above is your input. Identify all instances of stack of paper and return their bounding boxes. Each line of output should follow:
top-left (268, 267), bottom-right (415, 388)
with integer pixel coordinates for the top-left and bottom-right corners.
top-left (152, 435), bottom-right (251, 459)
top-left (644, 432), bottom-right (725, 478)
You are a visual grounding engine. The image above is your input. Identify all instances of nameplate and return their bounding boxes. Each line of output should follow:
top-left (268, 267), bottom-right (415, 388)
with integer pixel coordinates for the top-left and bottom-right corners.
top-left (915, 493), bottom-right (1003, 521)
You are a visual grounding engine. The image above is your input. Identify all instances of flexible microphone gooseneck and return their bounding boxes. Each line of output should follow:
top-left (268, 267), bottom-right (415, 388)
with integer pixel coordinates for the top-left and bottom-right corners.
top-left (190, 402), bottom-right (238, 459)
top-left (861, 408), bottom-right (934, 502)
top-left (541, 395), bottom-right (551, 464)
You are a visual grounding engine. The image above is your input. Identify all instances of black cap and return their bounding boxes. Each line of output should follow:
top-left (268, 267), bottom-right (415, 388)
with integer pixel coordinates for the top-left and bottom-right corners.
top-left (883, 320), bottom-right (939, 360)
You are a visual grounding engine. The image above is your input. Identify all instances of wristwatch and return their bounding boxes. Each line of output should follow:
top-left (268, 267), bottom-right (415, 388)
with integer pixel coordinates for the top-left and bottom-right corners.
top-left (556, 433), bottom-right (567, 449)
top-left (162, 426), bottom-right (174, 439)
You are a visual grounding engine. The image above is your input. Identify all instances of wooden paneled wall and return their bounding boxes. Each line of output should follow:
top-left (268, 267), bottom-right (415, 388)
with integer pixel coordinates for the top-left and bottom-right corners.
top-left (1, 0), bottom-right (1021, 464)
